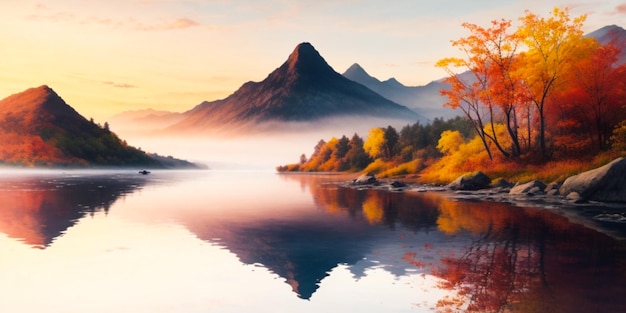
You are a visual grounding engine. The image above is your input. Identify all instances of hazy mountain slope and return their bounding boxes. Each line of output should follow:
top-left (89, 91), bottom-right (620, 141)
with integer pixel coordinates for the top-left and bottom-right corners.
top-left (342, 63), bottom-right (457, 121)
top-left (586, 24), bottom-right (626, 64)
top-left (168, 42), bottom-right (421, 133)
top-left (109, 108), bottom-right (185, 135)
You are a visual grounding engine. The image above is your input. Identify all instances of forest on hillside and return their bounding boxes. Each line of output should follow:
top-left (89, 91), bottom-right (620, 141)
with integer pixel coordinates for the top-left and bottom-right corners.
top-left (277, 8), bottom-right (626, 183)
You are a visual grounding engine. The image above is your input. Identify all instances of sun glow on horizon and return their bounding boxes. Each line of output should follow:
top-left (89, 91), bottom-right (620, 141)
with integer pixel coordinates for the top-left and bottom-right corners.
top-left (0, 1), bottom-right (624, 121)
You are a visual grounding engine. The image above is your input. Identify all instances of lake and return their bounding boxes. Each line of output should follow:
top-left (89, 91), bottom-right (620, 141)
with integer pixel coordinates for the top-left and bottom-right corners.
top-left (1, 170), bottom-right (625, 312)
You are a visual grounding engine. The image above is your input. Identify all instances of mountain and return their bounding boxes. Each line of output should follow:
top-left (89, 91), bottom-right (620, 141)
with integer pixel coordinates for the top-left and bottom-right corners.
top-left (342, 63), bottom-right (457, 121)
top-left (0, 85), bottom-right (200, 168)
top-left (586, 24), bottom-right (626, 64)
top-left (168, 42), bottom-right (421, 133)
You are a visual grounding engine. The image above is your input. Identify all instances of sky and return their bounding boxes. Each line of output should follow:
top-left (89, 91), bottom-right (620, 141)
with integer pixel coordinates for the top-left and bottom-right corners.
top-left (1, 0), bottom-right (625, 122)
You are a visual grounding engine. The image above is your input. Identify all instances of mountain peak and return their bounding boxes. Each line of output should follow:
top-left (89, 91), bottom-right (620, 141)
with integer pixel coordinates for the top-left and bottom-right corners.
top-left (21, 85), bottom-right (58, 103)
top-left (284, 42), bottom-right (335, 76)
top-left (383, 77), bottom-right (404, 88)
top-left (344, 63), bottom-right (367, 75)
top-left (0, 85), bottom-right (68, 115)
top-left (343, 63), bottom-right (382, 87)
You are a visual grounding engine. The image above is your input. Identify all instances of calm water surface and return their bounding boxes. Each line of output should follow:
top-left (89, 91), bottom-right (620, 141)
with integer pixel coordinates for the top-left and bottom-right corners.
top-left (0, 170), bottom-right (625, 312)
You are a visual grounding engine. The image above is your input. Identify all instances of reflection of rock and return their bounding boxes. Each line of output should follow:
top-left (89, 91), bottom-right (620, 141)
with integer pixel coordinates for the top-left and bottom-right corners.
top-left (559, 157), bottom-right (626, 202)
top-left (448, 171), bottom-right (491, 191)
top-left (0, 174), bottom-right (147, 247)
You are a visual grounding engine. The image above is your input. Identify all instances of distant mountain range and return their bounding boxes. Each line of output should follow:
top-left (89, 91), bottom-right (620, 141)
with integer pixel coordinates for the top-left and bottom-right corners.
top-left (166, 42), bottom-right (421, 133)
top-left (0, 85), bottom-right (201, 168)
top-left (342, 63), bottom-right (456, 121)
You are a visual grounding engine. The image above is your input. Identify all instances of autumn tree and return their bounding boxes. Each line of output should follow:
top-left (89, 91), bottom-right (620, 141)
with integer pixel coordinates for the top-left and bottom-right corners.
top-left (345, 133), bottom-right (371, 170)
top-left (363, 127), bottom-right (386, 160)
top-left (437, 19), bottom-right (525, 159)
top-left (437, 130), bottom-right (465, 155)
top-left (556, 42), bottom-right (626, 151)
top-left (383, 126), bottom-right (400, 159)
top-left (516, 7), bottom-right (592, 158)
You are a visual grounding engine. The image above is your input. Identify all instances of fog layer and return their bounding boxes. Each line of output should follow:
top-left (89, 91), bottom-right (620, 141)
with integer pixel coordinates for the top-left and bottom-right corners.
top-left (110, 116), bottom-right (417, 170)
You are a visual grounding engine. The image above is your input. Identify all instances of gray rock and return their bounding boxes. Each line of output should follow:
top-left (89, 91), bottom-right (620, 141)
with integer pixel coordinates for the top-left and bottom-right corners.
top-left (492, 178), bottom-right (514, 189)
top-left (546, 189), bottom-right (560, 196)
top-left (389, 181), bottom-right (407, 188)
top-left (353, 174), bottom-right (377, 185)
top-left (448, 171), bottom-right (491, 191)
top-left (509, 180), bottom-right (547, 195)
top-left (559, 157), bottom-right (626, 203)
top-left (565, 191), bottom-right (586, 204)
top-left (545, 182), bottom-right (562, 195)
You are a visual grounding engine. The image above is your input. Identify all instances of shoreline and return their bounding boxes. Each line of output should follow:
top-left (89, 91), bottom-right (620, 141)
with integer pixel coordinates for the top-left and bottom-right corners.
top-left (337, 176), bottom-right (626, 241)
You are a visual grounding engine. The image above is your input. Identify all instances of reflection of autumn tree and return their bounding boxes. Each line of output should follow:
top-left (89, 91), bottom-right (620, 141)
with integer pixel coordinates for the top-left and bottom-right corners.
top-left (434, 198), bottom-right (626, 313)
top-left (361, 195), bottom-right (384, 224)
top-left (436, 223), bottom-right (547, 312)
top-left (0, 176), bottom-right (146, 247)
top-left (279, 173), bottom-right (441, 229)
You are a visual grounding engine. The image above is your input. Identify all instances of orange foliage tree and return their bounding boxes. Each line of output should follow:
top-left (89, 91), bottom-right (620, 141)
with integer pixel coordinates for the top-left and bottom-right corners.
top-left (437, 19), bottom-right (525, 159)
top-left (438, 7), bottom-right (622, 162)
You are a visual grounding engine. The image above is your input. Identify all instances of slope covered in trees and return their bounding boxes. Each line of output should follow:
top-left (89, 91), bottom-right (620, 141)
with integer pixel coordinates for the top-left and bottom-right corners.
top-left (0, 85), bottom-right (199, 168)
top-left (276, 117), bottom-right (472, 176)
top-left (278, 8), bottom-right (626, 183)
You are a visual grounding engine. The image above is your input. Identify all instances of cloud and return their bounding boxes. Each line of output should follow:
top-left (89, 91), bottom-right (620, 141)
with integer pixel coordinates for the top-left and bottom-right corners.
top-left (103, 81), bottom-right (137, 88)
top-left (132, 17), bottom-right (200, 31)
top-left (617, 4), bottom-right (626, 14)
top-left (26, 4), bottom-right (200, 31)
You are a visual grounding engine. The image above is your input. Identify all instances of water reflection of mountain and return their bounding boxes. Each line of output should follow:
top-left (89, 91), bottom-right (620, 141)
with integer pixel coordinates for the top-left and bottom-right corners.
top-left (185, 174), bottom-right (445, 299)
top-left (192, 218), bottom-right (375, 299)
top-left (0, 173), bottom-right (148, 248)
top-left (186, 173), bottom-right (626, 311)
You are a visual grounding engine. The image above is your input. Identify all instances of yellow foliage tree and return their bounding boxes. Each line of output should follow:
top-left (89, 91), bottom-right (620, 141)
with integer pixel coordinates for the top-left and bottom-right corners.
top-left (363, 127), bottom-right (386, 160)
top-left (516, 7), bottom-right (592, 157)
top-left (437, 130), bottom-right (465, 155)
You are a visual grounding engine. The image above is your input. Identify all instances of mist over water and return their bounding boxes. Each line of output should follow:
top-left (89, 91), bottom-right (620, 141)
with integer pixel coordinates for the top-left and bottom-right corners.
top-left (110, 116), bottom-right (417, 169)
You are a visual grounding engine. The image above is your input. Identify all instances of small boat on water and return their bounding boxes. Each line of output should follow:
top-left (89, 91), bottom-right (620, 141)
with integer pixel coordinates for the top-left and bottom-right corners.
top-left (138, 170), bottom-right (151, 175)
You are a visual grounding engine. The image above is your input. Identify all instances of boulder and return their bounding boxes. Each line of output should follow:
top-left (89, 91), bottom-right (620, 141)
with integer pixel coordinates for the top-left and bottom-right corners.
top-left (389, 181), bottom-right (407, 188)
top-left (353, 174), bottom-right (377, 185)
top-left (492, 178), bottom-right (514, 189)
top-left (559, 157), bottom-right (626, 203)
top-left (545, 182), bottom-right (562, 196)
top-left (448, 171), bottom-right (491, 191)
top-left (509, 180), bottom-right (547, 195)
top-left (565, 191), bottom-right (586, 204)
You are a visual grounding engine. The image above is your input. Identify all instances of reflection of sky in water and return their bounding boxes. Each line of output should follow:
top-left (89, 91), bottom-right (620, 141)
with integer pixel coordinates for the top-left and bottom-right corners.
top-left (1, 170), bottom-right (625, 312)
top-left (0, 170), bottom-right (455, 313)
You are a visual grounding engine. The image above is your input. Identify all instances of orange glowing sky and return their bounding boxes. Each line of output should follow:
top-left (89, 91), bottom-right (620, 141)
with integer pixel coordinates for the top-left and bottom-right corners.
top-left (1, 0), bottom-right (625, 122)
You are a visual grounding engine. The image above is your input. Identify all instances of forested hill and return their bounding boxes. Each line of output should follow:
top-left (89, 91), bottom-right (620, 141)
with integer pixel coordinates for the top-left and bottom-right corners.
top-left (0, 85), bottom-right (199, 168)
